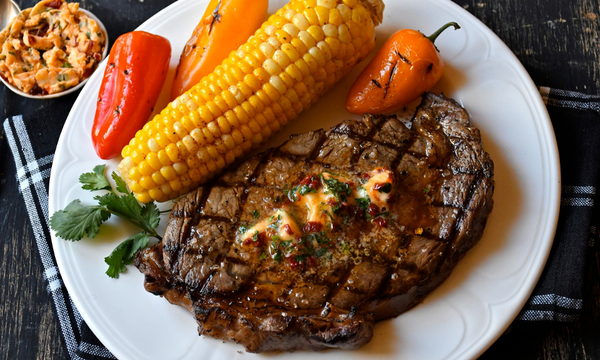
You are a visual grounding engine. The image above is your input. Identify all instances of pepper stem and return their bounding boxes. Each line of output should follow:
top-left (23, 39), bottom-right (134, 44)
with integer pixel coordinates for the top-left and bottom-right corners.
top-left (427, 22), bottom-right (461, 44)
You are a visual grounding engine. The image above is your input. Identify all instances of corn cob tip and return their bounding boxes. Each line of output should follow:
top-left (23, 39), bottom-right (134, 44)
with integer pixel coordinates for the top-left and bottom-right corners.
top-left (358, 0), bottom-right (385, 25)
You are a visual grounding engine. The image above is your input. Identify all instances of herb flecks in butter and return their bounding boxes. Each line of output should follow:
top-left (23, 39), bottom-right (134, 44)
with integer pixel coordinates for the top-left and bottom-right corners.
top-left (237, 168), bottom-right (395, 268)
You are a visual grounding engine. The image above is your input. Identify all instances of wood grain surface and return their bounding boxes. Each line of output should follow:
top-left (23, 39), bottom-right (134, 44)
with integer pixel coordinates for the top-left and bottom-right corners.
top-left (1, 0), bottom-right (599, 359)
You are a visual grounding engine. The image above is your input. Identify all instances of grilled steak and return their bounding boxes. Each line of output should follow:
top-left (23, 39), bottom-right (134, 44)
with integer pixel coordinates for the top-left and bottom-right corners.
top-left (135, 93), bottom-right (495, 352)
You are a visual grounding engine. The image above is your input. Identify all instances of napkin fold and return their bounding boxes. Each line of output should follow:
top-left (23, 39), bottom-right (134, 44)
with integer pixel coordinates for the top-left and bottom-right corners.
top-left (2, 87), bottom-right (598, 359)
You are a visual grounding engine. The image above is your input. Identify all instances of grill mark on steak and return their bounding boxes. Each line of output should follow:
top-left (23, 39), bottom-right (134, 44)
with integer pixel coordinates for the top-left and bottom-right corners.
top-left (135, 93), bottom-right (494, 352)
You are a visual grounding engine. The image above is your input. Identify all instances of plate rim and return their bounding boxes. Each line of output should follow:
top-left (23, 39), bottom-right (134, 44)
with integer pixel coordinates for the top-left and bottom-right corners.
top-left (48, 0), bottom-right (561, 359)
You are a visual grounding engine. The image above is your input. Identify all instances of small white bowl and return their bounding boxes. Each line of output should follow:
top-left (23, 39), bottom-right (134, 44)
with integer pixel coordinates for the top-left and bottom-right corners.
top-left (0, 8), bottom-right (109, 99)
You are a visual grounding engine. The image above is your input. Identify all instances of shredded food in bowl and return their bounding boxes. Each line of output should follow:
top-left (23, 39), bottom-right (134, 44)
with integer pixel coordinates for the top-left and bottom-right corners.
top-left (0, 0), bottom-right (106, 95)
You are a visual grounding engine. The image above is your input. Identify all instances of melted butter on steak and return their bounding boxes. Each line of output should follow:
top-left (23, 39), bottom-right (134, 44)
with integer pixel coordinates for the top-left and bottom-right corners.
top-left (237, 167), bottom-right (394, 266)
top-left (135, 93), bottom-right (495, 353)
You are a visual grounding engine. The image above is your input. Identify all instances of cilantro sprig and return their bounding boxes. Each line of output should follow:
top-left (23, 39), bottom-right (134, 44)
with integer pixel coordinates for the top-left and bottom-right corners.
top-left (50, 165), bottom-right (165, 278)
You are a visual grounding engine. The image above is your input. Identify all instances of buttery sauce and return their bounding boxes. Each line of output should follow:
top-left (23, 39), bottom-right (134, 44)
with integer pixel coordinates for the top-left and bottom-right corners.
top-left (238, 168), bottom-right (395, 266)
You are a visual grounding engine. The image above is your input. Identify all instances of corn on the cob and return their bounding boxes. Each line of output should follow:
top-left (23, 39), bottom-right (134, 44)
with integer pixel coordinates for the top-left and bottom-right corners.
top-left (118, 0), bottom-right (385, 203)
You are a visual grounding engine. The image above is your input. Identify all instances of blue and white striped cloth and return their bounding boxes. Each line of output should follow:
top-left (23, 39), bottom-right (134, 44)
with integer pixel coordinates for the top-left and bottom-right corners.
top-left (4, 116), bottom-right (115, 360)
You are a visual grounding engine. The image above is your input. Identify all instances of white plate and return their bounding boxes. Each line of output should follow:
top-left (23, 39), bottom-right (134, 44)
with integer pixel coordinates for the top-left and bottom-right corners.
top-left (48, 0), bottom-right (560, 359)
top-left (0, 8), bottom-right (109, 99)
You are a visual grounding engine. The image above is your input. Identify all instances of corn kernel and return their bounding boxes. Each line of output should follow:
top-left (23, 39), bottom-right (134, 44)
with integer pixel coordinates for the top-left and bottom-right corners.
top-left (165, 143), bottom-right (180, 163)
top-left (130, 182), bottom-right (144, 193)
top-left (128, 167), bottom-right (142, 181)
top-left (140, 176), bottom-right (155, 190)
top-left (282, 23), bottom-right (299, 39)
top-left (136, 192), bottom-right (152, 203)
top-left (307, 25), bottom-right (324, 42)
top-left (147, 138), bottom-right (160, 153)
top-left (270, 75), bottom-right (287, 94)
top-left (326, 37), bottom-right (341, 57)
top-left (291, 38), bottom-right (308, 56)
top-left (233, 146), bottom-right (244, 158)
top-left (251, 48), bottom-right (267, 63)
top-left (161, 183), bottom-right (172, 195)
top-left (263, 59), bottom-right (282, 76)
top-left (197, 148), bottom-right (210, 162)
top-left (317, 0), bottom-right (335, 9)
top-left (263, 83), bottom-right (281, 102)
top-left (217, 115), bottom-right (232, 134)
top-left (314, 6), bottom-right (329, 25)
top-left (173, 162), bottom-right (188, 175)
top-left (283, 8), bottom-right (296, 20)
top-left (317, 41), bottom-right (332, 62)
top-left (207, 121), bottom-right (222, 137)
top-left (221, 89), bottom-right (239, 108)
top-left (147, 152), bottom-right (162, 170)
top-left (298, 31), bottom-right (316, 49)
top-left (243, 53), bottom-right (261, 69)
top-left (303, 8), bottom-right (319, 25)
top-left (189, 168), bottom-right (202, 182)
top-left (149, 188), bottom-right (163, 201)
top-left (206, 160), bottom-right (217, 173)
top-left (303, 52), bottom-right (319, 72)
top-left (158, 150), bottom-right (171, 166)
top-left (343, 0), bottom-right (357, 8)
top-left (186, 154), bottom-right (201, 169)
top-left (213, 95), bottom-right (229, 113)
top-left (253, 67), bottom-right (271, 82)
top-left (207, 145), bottom-right (220, 159)
top-left (235, 82), bottom-right (253, 99)
top-left (182, 135), bottom-right (198, 153)
top-left (267, 37), bottom-right (281, 50)
top-left (233, 105), bottom-right (250, 124)
top-left (152, 171), bottom-right (166, 185)
top-left (170, 179), bottom-right (182, 192)
top-left (222, 134), bottom-right (236, 149)
top-left (346, 21), bottom-right (361, 39)
top-left (248, 95), bottom-right (265, 113)
top-left (279, 72), bottom-right (295, 88)
top-left (259, 42), bottom-right (275, 59)
top-left (338, 24), bottom-right (351, 43)
top-left (292, 13), bottom-right (309, 31)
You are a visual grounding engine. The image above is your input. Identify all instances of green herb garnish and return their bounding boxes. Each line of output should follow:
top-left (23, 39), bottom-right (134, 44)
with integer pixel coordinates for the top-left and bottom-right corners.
top-left (320, 174), bottom-right (352, 203)
top-left (355, 197), bottom-right (370, 211)
top-left (50, 165), bottom-right (164, 278)
top-left (288, 183), bottom-right (316, 201)
top-left (315, 248), bottom-right (329, 258)
top-left (252, 209), bottom-right (260, 219)
top-left (379, 183), bottom-right (392, 193)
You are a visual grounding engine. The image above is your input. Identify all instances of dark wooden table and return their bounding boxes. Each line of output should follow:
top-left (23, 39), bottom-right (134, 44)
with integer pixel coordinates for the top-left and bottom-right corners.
top-left (1, 0), bottom-right (599, 359)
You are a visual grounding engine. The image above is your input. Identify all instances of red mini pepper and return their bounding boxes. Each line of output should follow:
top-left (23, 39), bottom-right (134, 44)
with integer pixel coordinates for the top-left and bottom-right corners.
top-left (92, 31), bottom-right (171, 159)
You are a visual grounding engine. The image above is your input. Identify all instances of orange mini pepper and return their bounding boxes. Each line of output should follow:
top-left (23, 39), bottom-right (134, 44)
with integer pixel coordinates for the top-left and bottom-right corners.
top-left (92, 31), bottom-right (171, 159)
top-left (346, 22), bottom-right (460, 114)
top-left (170, 0), bottom-right (269, 99)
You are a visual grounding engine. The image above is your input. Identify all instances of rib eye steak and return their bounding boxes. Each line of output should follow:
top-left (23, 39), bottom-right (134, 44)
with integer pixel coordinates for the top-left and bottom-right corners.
top-left (135, 92), bottom-right (495, 352)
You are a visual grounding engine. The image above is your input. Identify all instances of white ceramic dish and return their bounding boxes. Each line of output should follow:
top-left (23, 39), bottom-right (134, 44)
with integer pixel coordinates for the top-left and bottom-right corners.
top-left (48, 0), bottom-right (561, 359)
top-left (0, 8), bottom-right (109, 99)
